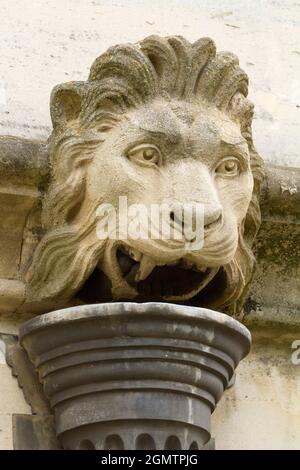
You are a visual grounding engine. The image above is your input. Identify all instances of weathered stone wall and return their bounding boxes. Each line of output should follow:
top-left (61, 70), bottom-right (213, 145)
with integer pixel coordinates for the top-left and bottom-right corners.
top-left (0, 321), bottom-right (31, 450)
top-left (213, 331), bottom-right (300, 450)
top-left (0, 0), bottom-right (299, 167)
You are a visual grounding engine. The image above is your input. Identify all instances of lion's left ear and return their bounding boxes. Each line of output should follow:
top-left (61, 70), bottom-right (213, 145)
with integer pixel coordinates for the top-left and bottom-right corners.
top-left (50, 82), bottom-right (84, 130)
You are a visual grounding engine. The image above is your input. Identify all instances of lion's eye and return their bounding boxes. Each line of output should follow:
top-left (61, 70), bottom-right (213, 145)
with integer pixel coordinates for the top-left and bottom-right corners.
top-left (127, 144), bottom-right (161, 167)
top-left (215, 158), bottom-right (240, 176)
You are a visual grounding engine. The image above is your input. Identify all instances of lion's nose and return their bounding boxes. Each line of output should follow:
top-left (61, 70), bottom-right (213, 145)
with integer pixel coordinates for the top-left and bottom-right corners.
top-left (169, 205), bottom-right (201, 239)
top-left (168, 203), bottom-right (222, 242)
top-left (204, 206), bottom-right (223, 229)
top-left (170, 210), bottom-right (183, 231)
top-left (170, 205), bottom-right (222, 231)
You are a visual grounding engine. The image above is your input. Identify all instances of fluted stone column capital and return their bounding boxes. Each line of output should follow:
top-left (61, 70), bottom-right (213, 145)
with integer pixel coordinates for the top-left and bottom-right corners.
top-left (20, 302), bottom-right (251, 450)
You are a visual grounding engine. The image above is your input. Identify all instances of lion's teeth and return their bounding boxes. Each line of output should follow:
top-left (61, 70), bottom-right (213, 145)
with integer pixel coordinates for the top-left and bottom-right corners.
top-left (181, 259), bottom-right (197, 270)
top-left (129, 249), bottom-right (142, 262)
top-left (198, 266), bottom-right (207, 272)
top-left (184, 260), bottom-right (195, 269)
top-left (136, 256), bottom-right (156, 281)
top-left (183, 260), bottom-right (207, 272)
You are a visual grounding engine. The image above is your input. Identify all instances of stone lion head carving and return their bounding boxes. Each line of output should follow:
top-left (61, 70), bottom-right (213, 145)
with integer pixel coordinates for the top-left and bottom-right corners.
top-left (25, 35), bottom-right (264, 314)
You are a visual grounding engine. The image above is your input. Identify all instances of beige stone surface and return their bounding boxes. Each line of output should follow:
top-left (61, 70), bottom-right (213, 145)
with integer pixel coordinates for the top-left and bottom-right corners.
top-left (0, 362), bottom-right (31, 450)
top-left (0, 319), bottom-right (24, 335)
top-left (0, 0), bottom-right (299, 167)
top-left (0, 191), bottom-right (37, 279)
top-left (0, 280), bottom-right (25, 314)
top-left (212, 336), bottom-right (300, 449)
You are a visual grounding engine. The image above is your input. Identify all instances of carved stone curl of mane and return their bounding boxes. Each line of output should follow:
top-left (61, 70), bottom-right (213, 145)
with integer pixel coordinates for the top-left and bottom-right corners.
top-left (25, 35), bottom-right (264, 315)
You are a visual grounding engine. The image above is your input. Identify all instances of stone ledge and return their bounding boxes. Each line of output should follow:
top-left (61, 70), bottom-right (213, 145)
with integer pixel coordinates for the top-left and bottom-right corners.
top-left (248, 164), bottom-right (300, 327)
top-left (0, 136), bottom-right (48, 187)
top-left (261, 164), bottom-right (300, 219)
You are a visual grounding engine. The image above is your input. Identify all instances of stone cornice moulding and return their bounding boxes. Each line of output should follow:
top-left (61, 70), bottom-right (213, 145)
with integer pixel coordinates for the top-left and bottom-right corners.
top-left (0, 137), bottom-right (299, 327)
top-left (246, 164), bottom-right (300, 330)
top-left (0, 137), bottom-right (47, 315)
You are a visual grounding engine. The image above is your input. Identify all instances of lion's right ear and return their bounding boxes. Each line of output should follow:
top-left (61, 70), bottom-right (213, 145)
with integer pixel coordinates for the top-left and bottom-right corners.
top-left (50, 82), bottom-right (84, 130)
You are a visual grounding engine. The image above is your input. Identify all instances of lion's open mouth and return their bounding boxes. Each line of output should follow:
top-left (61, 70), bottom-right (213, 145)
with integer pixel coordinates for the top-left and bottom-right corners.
top-left (77, 244), bottom-right (225, 305)
top-left (116, 246), bottom-right (218, 301)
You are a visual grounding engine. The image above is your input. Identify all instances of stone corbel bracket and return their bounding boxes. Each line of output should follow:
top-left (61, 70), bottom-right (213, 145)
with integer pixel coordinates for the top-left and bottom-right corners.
top-left (0, 136), bottom-right (48, 315)
top-left (0, 333), bottom-right (59, 449)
